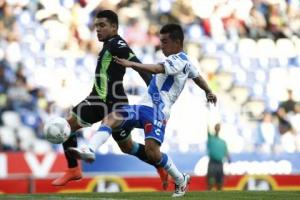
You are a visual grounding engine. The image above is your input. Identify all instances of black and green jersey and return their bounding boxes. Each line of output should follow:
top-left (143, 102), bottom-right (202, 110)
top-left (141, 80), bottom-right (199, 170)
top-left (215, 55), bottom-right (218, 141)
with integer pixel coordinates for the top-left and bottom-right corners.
top-left (92, 35), bottom-right (151, 103)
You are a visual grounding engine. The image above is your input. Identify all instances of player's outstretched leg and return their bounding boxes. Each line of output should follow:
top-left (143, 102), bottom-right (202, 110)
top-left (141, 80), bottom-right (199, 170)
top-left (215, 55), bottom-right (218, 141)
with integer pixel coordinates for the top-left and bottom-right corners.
top-left (155, 152), bottom-right (190, 197)
top-left (128, 142), bottom-right (169, 190)
top-left (67, 124), bottom-right (112, 163)
top-left (156, 166), bottom-right (169, 190)
top-left (116, 137), bottom-right (170, 190)
top-left (144, 139), bottom-right (190, 196)
top-left (68, 146), bottom-right (96, 163)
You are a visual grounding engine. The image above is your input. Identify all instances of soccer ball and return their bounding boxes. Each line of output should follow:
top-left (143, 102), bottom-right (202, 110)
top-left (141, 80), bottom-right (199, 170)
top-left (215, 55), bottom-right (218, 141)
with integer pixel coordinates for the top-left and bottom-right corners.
top-left (43, 117), bottom-right (71, 144)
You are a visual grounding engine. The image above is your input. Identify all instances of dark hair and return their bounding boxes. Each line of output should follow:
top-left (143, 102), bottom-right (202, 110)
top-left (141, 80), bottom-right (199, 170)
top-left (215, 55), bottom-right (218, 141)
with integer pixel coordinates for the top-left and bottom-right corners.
top-left (160, 24), bottom-right (184, 44)
top-left (96, 10), bottom-right (118, 27)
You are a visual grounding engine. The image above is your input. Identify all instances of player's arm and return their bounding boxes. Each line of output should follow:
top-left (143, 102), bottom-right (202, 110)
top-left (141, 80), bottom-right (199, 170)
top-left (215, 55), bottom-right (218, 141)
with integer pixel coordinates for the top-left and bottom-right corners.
top-left (111, 40), bottom-right (152, 85)
top-left (193, 76), bottom-right (217, 105)
top-left (114, 56), bottom-right (165, 74)
top-left (129, 56), bottom-right (152, 85)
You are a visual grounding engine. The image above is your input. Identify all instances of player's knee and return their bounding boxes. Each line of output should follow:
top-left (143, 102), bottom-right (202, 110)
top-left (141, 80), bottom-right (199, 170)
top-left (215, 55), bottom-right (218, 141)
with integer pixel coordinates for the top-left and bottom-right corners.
top-left (145, 139), bottom-right (161, 163)
top-left (120, 146), bottom-right (130, 154)
top-left (102, 112), bottom-right (123, 129)
top-left (118, 142), bottom-right (131, 154)
top-left (145, 150), bottom-right (156, 163)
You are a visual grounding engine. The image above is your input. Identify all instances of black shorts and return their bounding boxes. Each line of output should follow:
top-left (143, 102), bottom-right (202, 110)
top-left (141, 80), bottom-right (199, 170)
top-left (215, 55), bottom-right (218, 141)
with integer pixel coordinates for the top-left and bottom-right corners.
top-left (71, 94), bottom-right (132, 141)
top-left (207, 159), bottom-right (224, 184)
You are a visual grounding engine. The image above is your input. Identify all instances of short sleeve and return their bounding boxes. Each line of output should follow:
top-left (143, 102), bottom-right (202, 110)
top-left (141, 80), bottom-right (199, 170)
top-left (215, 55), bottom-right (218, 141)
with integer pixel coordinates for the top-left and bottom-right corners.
top-left (110, 38), bottom-right (137, 60)
top-left (188, 64), bottom-right (199, 78)
top-left (163, 55), bottom-right (185, 75)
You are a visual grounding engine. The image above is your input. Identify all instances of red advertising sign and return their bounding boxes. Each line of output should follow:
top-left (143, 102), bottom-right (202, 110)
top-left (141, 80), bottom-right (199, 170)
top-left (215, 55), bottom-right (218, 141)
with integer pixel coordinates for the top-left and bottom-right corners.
top-left (1, 152), bottom-right (300, 194)
top-left (0, 152), bottom-right (67, 177)
top-left (1, 175), bottom-right (300, 194)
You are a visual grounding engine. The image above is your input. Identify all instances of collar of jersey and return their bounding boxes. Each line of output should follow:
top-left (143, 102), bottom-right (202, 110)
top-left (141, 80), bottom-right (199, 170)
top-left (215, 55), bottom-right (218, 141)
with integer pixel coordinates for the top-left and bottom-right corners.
top-left (104, 35), bottom-right (119, 44)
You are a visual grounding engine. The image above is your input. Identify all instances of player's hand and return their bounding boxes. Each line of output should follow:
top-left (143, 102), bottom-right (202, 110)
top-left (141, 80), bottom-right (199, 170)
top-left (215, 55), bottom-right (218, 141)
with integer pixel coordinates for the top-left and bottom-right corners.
top-left (114, 56), bottom-right (134, 68)
top-left (206, 92), bottom-right (217, 105)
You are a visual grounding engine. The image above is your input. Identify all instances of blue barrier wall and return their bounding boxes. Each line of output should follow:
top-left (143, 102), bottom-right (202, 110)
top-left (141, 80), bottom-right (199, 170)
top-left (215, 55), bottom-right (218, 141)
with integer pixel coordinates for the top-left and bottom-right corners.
top-left (82, 152), bottom-right (300, 175)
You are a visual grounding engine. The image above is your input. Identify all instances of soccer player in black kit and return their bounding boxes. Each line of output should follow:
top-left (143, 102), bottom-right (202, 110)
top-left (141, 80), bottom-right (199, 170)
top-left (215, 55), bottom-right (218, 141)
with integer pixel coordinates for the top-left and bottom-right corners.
top-left (52, 10), bottom-right (169, 189)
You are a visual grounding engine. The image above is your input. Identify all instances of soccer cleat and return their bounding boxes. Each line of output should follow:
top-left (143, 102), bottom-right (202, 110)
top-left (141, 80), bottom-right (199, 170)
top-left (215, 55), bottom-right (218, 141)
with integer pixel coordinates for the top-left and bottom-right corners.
top-left (156, 167), bottom-right (169, 190)
top-left (172, 173), bottom-right (191, 197)
top-left (68, 146), bottom-right (96, 163)
top-left (52, 166), bottom-right (82, 186)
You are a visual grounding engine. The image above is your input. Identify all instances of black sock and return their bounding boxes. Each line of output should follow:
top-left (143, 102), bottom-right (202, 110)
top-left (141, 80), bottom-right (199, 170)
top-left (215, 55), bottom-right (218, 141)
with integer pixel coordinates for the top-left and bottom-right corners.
top-left (130, 143), bottom-right (158, 168)
top-left (63, 134), bottom-right (78, 168)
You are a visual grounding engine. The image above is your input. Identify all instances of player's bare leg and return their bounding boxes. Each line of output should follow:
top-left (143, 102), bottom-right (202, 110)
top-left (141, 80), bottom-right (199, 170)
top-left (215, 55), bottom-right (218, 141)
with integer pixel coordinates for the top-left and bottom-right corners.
top-left (156, 166), bottom-right (169, 190)
top-left (118, 137), bottom-right (169, 190)
top-left (145, 139), bottom-right (190, 196)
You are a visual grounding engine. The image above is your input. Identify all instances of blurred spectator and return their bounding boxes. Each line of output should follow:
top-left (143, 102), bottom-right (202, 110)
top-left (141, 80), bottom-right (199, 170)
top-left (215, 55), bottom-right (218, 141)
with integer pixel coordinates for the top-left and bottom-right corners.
top-left (279, 128), bottom-right (297, 153)
top-left (276, 107), bottom-right (293, 135)
top-left (223, 10), bottom-right (247, 40)
top-left (0, 63), bottom-right (9, 94)
top-left (146, 24), bottom-right (160, 47)
top-left (266, 3), bottom-right (289, 40)
top-left (290, 103), bottom-right (300, 134)
top-left (6, 72), bottom-right (31, 111)
top-left (206, 123), bottom-right (230, 191)
top-left (0, 136), bottom-right (13, 151)
top-left (274, 105), bottom-right (299, 153)
top-left (246, 6), bottom-right (268, 39)
top-left (278, 89), bottom-right (297, 114)
top-left (202, 5), bottom-right (226, 40)
top-left (171, 0), bottom-right (195, 25)
top-left (124, 18), bottom-right (148, 47)
top-left (254, 111), bottom-right (279, 153)
top-left (286, 0), bottom-right (300, 37)
top-left (0, 2), bottom-right (18, 40)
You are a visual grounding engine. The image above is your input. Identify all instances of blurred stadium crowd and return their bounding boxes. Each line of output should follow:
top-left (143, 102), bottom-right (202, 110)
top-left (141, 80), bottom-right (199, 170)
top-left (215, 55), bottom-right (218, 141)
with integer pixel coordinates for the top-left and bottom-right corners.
top-left (1, 0), bottom-right (300, 155)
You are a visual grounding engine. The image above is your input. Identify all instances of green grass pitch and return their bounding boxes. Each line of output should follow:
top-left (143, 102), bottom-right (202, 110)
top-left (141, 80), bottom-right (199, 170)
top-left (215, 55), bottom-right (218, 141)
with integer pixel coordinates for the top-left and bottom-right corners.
top-left (1, 191), bottom-right (300, 200)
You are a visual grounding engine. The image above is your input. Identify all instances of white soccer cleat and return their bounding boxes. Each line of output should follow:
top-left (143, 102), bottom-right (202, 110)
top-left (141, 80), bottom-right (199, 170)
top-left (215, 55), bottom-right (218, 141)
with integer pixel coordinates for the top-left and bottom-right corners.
top-left (68, 146), bottom-right (96, 163)
top-left (172, 173), bottom-right (191, 197)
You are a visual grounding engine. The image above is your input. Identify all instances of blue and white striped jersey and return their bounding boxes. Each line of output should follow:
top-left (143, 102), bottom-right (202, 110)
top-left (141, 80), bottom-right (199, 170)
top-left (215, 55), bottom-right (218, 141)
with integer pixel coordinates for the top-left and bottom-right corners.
top-left (140, 51), bottom-right (199, 120)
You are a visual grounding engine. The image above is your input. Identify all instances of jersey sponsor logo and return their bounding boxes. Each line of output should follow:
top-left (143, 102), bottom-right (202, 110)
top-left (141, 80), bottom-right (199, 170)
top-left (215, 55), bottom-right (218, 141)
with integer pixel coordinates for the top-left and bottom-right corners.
top-left (155, 129), bottom-right (161, 136)
top-left (144, 123), bottom-right (152, 134)
top-left (120, 130), bottom-right (126, 137)
top-left (117, 40), bottom-right (127, 47)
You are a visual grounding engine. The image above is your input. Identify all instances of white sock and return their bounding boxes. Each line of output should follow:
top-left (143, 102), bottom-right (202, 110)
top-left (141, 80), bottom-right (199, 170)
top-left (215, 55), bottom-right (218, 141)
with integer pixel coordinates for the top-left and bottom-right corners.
top-left (158, 153), bottom-right (184, 184)
top-left (88, 125), bottom-right (112, 152)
